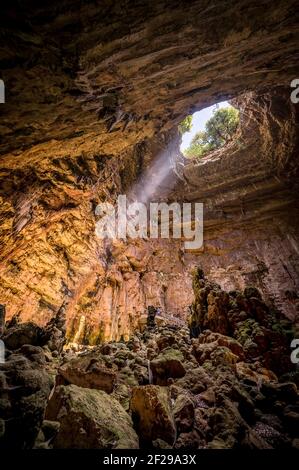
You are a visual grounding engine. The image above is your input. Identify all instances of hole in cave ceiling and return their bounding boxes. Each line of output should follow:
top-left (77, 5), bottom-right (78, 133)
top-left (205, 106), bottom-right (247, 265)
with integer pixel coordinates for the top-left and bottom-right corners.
top-left (179, 101), bottom-right (240, 159)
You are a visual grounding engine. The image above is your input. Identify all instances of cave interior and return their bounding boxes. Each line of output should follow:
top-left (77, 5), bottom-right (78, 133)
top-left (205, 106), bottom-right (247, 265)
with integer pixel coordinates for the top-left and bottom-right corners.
top-left (0, 0), bottom-right (299, 451)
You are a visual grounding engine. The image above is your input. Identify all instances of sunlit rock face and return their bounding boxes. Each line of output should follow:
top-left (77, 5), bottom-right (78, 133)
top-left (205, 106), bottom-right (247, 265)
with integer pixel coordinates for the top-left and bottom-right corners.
top-left (171, 90), bottom-right (299, 322)
top-left (0, 0), bottom-right (299, 342)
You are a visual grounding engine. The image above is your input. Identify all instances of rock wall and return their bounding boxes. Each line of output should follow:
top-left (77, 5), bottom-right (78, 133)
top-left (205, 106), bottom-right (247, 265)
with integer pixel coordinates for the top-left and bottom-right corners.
top-left (0, 1), bottom-right (299, 342)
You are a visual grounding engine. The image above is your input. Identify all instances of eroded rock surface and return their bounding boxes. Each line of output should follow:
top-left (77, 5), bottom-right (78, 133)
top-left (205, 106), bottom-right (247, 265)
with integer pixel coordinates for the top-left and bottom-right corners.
top-left (46, 384), bottom-right (139, 449)
top-left (0, 0), bottom-right (298, 450)
top-left (0, 272), bottom-right (298, 449)
top-left (0, 1), bottom-right (298, 342)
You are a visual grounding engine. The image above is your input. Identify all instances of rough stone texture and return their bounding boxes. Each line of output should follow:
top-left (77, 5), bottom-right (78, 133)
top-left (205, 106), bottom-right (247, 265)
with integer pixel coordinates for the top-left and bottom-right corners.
top-left (131, 385), bottom-right (176, 446)
top-left (173, 394), bottom-right (195, 433)
top-left (2, 321), bottom-right (44, 350)
top-left (0, 346), bottom-right (53, 449)
top-left (189, 268), bottom-right (294, 376)
top-left (1, 275), bottom-right (299, 449)
top-left (150, 348), bottom-right (186, 385)
top-left (57, 354), bottom-right (117, 393)
top-left (0, 0), bottom-right (298, 341)
top-left (45, 384), bottom-right (139, 449)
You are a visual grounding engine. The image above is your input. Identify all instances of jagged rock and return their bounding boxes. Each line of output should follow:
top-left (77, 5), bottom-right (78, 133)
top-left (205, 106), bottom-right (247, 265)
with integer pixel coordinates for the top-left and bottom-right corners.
top-left (2, 322), bottom-right (44, 350)
top-left (41, 420), bottom-right (61, 441)
top-left (192, 331), bottom-right (245, 367)
top-left (150, 348), bottom-right (186, 385)
top-left (133, 364), bottom-right (149, 385)
top-left (0, 349), bottom-right (53, 449)
top-left (46, 384), bottom-right (139, 448)
top-left (206, 290), bottom-right (230, 335)
top-left (119, 366), bottom-right (139, 387)
top-left (198, 331), bottom-right (245, 359)
top-left (34, 420), bottom-right (60, 449)
top-left (236, 361), bottom-right (277, 384)
top-left (173, 394), bottom-right (195, 433)
top-left (131, 385), bottom-right (176, 446)
top-left (192, 342), bottom-right (239, 367)
top-left (156, 334), bottom-right (176, 351)
top-left (244, 287), bottom-right (262, 300)
top-left (208, 397), bottom-right (269, 449)
top-left (197, 389), bottom-right (216, 406)
top-left (190, 271), bottom-right (294, 375)
top-left (176, 366), bottom-right (214, 394)
top-left (2, 312), bottom-right (66, 357)
top-left (40, 303), bottom-right (67, 353)
top-left (0, 270), bottom-right (298, 449)
top-left (57, 354), bottom-right (117, 393)
top-left (209, 347), bottom-right (240, 367)
top-left (111, 383), bottom-right (131, 411)
top-left (174, 430), bottom-right (203, 449)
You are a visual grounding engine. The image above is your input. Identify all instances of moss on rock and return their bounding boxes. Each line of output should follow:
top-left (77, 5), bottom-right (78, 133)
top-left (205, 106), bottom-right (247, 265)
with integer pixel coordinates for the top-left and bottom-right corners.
top-left (46, 384), bottom-right (139, 449)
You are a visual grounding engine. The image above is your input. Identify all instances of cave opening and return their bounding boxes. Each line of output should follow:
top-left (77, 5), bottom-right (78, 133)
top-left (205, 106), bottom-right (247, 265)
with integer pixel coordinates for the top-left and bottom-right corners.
top-left (179, 101), bottom-right (240, 160)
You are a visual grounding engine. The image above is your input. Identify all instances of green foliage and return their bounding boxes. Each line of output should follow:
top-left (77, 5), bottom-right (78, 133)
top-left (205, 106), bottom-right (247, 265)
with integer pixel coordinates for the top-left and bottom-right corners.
top-left (178, 115), bottom-right (193, 134)
top-left (184, 106), bottom-right (239, 159)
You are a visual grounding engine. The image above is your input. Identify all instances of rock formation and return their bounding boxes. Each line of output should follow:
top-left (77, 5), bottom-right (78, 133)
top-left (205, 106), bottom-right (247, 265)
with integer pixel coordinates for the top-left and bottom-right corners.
top-left (0, 271), bottom-right (298, 449)
top-left (0, 0), bottom-right (298, 342)
top-left (0, 0), bottom-right (298, 449)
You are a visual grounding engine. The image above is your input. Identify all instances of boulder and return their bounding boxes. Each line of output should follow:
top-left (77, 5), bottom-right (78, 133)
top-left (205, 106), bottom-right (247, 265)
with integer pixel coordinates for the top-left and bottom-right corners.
top-left (34, 420), bottom-right (60, 449)
top-left (174, 430), bottom-right (203, 449)
top-left (192, 331), bottom-right (245, 368)
top-left (244, 287), bottom-right (262, 300)
top-left (0, 349), bottom-right (53, 449)
top-left (176, 366), bottom-right (214, 394)
top-left (157, 334), bottom-right (176, 351)
top-left (208, 398), bottom-right (249, 448)
top-left (2, 322), bottom-right (43, 350)
top-left (192, 342), bottom-right (239, 367)
top-left (46, 384), bottom-right (139, 448)
top-left (206, 290), bottom-right (230, 335)
top-left (173, 394), bottom-right (195, 433)
top-left (131, 385), bottom-right (176, 445)
top-left (198, 331), bottom-right (245, 359)
top-left (150, 348), bottom-right (186, 385)
top-left (57, 355), bottom-right (117, 393)
top-left (236, 362), bottom-right (277, 384)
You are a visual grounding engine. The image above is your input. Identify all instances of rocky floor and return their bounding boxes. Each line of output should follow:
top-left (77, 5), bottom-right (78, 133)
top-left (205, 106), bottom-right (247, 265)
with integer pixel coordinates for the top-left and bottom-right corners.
top-left (0, 273), bottom-right (298, 449)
